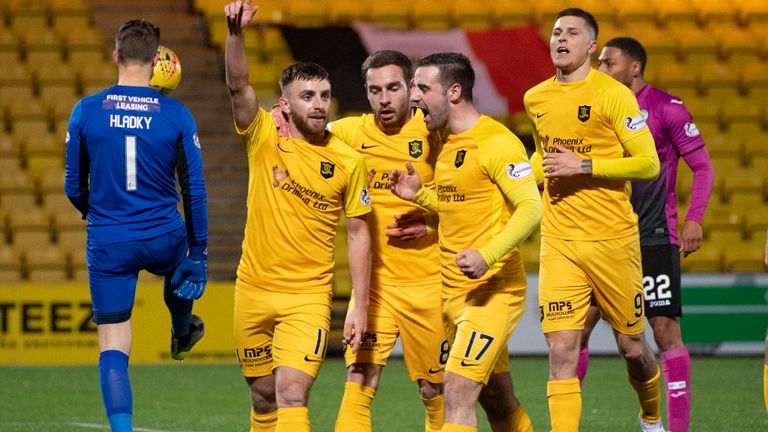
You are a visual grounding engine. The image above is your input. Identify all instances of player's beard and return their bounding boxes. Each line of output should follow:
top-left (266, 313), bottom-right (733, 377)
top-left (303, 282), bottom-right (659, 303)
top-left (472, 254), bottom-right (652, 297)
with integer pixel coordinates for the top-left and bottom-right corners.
top-left (291, 110), bottom-right (326, 140)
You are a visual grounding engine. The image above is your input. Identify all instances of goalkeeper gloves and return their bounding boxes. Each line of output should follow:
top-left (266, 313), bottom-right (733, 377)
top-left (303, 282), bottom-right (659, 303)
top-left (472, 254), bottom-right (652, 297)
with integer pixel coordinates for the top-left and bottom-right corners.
top-left (171, 245), bottom-right (207, 300)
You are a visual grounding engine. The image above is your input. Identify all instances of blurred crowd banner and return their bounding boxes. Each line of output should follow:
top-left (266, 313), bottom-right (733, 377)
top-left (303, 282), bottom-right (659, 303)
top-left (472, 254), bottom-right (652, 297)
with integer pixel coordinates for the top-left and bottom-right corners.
top-left (0, 279), bottom-right (235, 365)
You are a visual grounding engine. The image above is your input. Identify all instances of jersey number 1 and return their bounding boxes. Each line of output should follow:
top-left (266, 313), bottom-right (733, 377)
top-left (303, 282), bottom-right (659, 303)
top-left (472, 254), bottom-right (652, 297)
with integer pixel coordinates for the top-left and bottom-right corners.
top-left (126, 135), bottom-right (137, 191)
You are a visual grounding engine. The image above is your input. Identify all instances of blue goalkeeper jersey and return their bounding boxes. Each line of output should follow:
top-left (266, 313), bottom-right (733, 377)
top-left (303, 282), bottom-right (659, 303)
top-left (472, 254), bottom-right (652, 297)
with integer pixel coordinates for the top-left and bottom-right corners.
top-left (65, 85), bottom-right (208, 247)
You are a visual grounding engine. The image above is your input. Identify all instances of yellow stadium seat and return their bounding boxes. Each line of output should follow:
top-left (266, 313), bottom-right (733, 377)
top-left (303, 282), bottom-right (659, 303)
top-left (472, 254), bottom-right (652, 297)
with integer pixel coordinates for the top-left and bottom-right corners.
top-left (715, 24), bottom-right (761, 60)
top-left (26, 155), bottom-right (64, 181)
top-left (451, 0), bottom-right (493, 30)
top-left (722, 167), bottom-right (766, 198)
top-left (10, 13), bottom-right (49, 41)
top-left (679, 242), bottom-right (722, 272)
top-left (723, 240), bottom-right (765, 272)
top-left (703, 133), bottom-right (742, 159)
top-left (654, 0), bottom-right (698, 25)
top-left (729, 191), bottom-right (767, 217)
top-left (745, 208), bottom-right (768, 239)
top-left (744, 136), bottom-right (768, 160)
top-left (0, 247), bottom-right (23, 283)
top-left (710, 154), bottom-right (743, 174)
top-left (0, 27), bottom-right (21, 65)
top-left (26, 246), bottom-right (69, 283)
top-left (253, 0), bottom-right (288, 25)
top-left (0, 170), bottom-right (31, 192)
top-left (741, 60), bottom-right (768, 92)
top-left (680, 95), bottom-right (719, 123)
top-left (492, 0), bottom-right (533, 28)
top-left (720, 96), bottom-right (764, 125)
top-left (615, 1), bottom-right (659, 26)
top-left (735, 0), bottom-right (768, 23)
top-left (673, 25), bottom-right (719, 60)
top-left (412, 0), bottom-right (452, 30)
top-left (691, 0), bottom-right (740, 24)
top-left (25, 133), bottom-right (63, 157)
top-left (655, 61), bottom-right (697, 89)
top-left (369, 2), bottom-right (410, 29)
top-left (699, 62), bottom-right (740, 95)
top-left (43, 192), bottom-right (73, 221)
top-left (58, 228), bottom-right (86, 257)
top-left (287, 0), bottom-right (329, 27)
top-left (8, 208), bottom-right (52, 253)
top-left (328, 0), bottom-right (370, 24)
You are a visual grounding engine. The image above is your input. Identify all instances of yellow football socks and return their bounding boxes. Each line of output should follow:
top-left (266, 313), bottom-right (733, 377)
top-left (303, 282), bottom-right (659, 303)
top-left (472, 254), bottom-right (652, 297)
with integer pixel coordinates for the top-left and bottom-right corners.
top-left (442, 423), bottom-right (477, 432)
top-left (763, 364), bottom-right (768, 413)
top-left (275, 406), bottom-right (309, 432)
top-left (421, 393), bottom-right (445, 432)
top-left (334, 382), bottom-right (376, 432)
top-left (547, 378), bottom-right (581, 432)
top-left (250, 409), bottom-right (277, 432)
top-left (490, 404), bottom-right (534, 432)
top-left (629, 367), bottom-right (662, 423)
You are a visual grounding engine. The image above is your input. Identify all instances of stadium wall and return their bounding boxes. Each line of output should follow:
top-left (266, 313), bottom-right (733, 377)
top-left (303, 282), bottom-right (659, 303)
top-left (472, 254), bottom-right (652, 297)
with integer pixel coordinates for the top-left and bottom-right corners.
top-left (1, 275), bottom-right (766, 365)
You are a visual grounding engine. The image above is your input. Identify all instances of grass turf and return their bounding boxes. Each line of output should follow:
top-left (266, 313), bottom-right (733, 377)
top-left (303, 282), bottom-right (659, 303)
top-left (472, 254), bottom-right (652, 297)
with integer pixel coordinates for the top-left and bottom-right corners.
top-left (0, 357), bottom-right (765, 431)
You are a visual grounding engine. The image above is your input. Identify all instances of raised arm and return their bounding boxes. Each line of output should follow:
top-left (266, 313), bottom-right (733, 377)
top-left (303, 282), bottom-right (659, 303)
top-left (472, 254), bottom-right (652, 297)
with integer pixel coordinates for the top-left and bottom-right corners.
top-left (343, 214), bottom-right (371, 354)
top-left (225, 0), bottom-right (259, 130)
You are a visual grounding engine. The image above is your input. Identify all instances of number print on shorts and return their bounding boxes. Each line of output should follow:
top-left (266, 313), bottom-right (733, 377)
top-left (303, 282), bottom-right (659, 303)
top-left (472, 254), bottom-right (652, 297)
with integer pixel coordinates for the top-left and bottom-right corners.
top-left (463, 330), bottom-right (495, 361)
top-left (439, 339), bottom-right (450, 366)
top-left (643, 274), bottom-right (671, 301)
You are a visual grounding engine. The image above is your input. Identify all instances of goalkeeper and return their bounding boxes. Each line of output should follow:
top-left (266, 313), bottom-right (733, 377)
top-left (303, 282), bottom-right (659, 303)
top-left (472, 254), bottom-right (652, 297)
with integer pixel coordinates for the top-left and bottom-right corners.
top-left (64, 19), bottom-right (208, 432)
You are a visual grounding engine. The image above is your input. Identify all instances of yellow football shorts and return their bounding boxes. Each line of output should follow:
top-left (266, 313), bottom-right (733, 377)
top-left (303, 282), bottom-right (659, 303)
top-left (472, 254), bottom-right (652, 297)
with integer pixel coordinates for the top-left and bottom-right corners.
top-left (234, 280), bottom-right (332, 378)
top-left (538, 234), bottom-right (645, 335)
top-left (442, 265), bottom-right (527, 384)
top-left (345, 282), bottom-right (447, 383)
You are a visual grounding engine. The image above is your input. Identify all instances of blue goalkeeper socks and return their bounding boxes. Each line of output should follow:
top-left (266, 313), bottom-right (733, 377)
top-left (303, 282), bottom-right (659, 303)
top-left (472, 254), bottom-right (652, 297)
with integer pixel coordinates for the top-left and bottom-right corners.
top-left (98, 350), bottom-right (132, 432)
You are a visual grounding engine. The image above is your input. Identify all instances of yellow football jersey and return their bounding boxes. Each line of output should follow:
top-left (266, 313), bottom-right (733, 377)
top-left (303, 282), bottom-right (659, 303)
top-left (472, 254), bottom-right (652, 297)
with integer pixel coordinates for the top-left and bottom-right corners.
top-left (329, 110), bottom-right (440, 287)
top-left (434, 115), bottom-right (538, 291)
top-left (524, 68), bottom-right (653, 240)
top-left (236, 109), bottom-right (372, 293)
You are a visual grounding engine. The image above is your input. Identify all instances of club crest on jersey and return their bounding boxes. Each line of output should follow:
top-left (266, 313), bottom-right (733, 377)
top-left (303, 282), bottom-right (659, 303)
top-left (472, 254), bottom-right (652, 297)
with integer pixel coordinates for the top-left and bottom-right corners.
top-left (455, 149), bottom-right (467, 168)
top-left (578, 105), bottom-right (591, 122)
top-left (320, 161), bottom-right (335, 179)
top-left (408, 140), bottom-right (423, 159)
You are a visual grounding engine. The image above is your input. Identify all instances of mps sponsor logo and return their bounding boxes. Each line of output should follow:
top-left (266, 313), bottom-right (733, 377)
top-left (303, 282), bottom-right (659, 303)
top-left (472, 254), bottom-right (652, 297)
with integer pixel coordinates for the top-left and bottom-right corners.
top-left (542, 300), bottom-right (576, 321)
top-left (684, 122), bottom-right (700, 137)
top-left (506, 162), bottom-right (533, 179)
top-left (237, 345), bottom-right (272, 366)
top-left (624, 113), bottom-right (647, 131)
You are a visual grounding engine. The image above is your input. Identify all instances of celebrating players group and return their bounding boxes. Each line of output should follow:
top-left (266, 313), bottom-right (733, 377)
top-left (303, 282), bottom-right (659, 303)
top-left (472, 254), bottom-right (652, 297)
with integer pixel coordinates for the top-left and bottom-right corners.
top-left (67, 1), bottom-right (749, 431)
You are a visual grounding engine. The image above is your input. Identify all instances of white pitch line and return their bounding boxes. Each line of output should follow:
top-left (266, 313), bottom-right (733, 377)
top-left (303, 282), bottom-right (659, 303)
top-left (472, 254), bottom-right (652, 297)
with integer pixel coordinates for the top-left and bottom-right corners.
top-left (68, 422), bottom-right (194, 432)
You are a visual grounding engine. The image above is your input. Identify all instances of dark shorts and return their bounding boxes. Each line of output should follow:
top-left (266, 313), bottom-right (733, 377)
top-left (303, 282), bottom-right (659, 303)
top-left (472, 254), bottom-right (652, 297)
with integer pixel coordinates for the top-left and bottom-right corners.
top-left (87, 226), bottom-right (187, 324)
top-left (641, 244), bottom-right (682, 318)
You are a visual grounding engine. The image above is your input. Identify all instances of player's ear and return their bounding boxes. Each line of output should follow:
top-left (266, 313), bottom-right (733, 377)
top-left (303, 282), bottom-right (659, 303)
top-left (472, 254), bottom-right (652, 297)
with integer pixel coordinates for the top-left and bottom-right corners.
top-left (279, 97), bottom-right (290, 115)
top-left (112, 50), bottom-right (119, 65)
top-left (152, 51), bottom-right (160, 67)
top-left (448, 83), bottom-right (462, 103)
top-left (587, 39), bottom-right (598, 55)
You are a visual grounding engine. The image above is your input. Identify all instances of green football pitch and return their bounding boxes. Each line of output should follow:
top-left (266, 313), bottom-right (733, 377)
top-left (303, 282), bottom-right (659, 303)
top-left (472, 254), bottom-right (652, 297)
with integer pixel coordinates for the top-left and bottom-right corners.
top-left (1, 357), bottom-right (766, 431)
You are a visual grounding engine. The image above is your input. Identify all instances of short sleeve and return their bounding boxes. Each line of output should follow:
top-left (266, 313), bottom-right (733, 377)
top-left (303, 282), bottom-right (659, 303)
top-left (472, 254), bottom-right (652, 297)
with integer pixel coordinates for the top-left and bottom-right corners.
top-left (236, 108), bottom-right (275, 156)
top-left (603, 85), bottom-right (652, 145)
top-left (343, 154), bottom-right (372, 218)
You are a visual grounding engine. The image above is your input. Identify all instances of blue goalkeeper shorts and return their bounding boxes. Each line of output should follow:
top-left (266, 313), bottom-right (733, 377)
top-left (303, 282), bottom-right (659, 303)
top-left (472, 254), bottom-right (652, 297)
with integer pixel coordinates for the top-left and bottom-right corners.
top-left (87, 226), bottom-right (187, 324)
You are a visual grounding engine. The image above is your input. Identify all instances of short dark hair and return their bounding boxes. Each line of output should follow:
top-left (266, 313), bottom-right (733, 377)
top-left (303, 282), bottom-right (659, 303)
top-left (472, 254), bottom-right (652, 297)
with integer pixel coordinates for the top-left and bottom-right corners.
top-left (115, 19), bottom-right (160, 65)
top-left (556, 8), bottom-right (599, 40)
top-left (416, 52), bottom-right (475, 102)
top-left (279, 62), bottom-right (330, 92)
top-left (361, 50), bottom-right (413, 84)
top-left (605, 37), bottom-right (647, 74)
